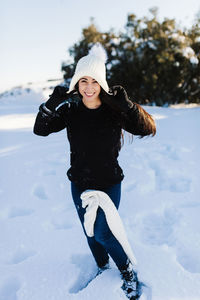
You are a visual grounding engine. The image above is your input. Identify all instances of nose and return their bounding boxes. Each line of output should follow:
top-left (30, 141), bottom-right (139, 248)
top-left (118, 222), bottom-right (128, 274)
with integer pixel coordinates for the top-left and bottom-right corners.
top-left (85, 83), bottom-right (94, 92)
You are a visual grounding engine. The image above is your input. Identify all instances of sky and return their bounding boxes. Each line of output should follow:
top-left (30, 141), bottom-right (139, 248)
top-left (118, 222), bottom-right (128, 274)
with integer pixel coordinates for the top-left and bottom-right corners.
top-left (1, 0), bottom-right (200, 92)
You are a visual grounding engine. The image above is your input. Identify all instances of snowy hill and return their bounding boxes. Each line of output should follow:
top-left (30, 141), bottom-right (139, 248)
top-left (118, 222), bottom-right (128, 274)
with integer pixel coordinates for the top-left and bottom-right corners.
top-left (0, 81), bottom-right (200, 300)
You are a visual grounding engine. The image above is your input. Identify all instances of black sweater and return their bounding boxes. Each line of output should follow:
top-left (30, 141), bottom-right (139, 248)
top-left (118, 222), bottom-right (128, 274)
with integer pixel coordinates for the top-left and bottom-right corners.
top-left (33, 94), bottom-right (152, 190)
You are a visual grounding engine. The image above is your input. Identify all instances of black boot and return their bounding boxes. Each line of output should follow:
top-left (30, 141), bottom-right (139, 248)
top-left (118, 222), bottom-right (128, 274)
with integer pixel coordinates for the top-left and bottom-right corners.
top-left (120, 261), bottom-right (140, 299)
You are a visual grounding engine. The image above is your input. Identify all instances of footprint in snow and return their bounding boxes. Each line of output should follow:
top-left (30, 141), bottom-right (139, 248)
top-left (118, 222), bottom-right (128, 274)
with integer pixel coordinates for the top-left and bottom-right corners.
top-left (69, 254), bottom-right (98, 294)
top-left (7, 247), bottom-right (37, 265)
top-left (176, 245), bottom-right (200, 274)
top-left (51, 215), bottom-right (73, 230)
top-left (149, 161), bottom-right (191, 193)
top-left (0, 207), bottom-right (34, 220)
top-left (7, 207), bottom-right (34, 218)
top-left (163, 144), bottom-right (180, 160)
top-left (139, 208), bottom-right (180, 246)
top-left (0, 277), bottom-right (21, 300)
top-left (32, 184), bottom-right (48, 200)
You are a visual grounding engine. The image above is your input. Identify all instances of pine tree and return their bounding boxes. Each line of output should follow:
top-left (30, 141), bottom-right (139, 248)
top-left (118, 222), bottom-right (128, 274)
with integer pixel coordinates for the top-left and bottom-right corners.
top-left (186, 13), bottom-right (200, 103)
top-left (62, 10), bottom-right (200, 105)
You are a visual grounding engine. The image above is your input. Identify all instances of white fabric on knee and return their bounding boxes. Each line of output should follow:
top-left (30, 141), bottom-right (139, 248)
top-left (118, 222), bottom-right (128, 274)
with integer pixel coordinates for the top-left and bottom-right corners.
top-left (80, 190), bottom-right (137, 266)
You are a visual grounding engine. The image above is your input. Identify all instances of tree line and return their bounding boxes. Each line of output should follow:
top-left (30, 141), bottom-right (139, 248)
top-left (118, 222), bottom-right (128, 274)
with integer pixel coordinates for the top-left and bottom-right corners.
top-left (62, 8), bottom-right (200, 106)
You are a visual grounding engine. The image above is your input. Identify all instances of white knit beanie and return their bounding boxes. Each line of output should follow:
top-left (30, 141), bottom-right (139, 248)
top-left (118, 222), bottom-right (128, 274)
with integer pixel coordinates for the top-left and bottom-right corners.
top-left (67, 43), bottom-right (109, 93)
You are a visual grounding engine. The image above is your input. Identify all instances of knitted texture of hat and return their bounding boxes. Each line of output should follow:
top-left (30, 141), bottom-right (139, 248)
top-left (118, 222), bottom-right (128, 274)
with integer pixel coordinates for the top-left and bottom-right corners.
top-left (68, 43), bottom-right (109, 93)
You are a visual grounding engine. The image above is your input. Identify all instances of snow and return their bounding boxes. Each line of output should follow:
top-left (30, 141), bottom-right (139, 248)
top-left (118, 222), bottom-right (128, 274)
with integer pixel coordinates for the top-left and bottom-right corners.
top-left (147, 41), bottom-right (157, 50)
top-left (1, 83), bottom-right (200, 300)
top-left (190, 56), bottom-right (199, 65)
top-left (182, 46), bottom-right (196, 58)
top-left (170, 33), bottom-right (186, 43)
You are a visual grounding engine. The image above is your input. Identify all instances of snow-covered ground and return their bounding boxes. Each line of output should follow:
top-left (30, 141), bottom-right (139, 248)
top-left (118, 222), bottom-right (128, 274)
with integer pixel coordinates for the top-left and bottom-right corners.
top-left (0, 83), bottom-right (200, 300)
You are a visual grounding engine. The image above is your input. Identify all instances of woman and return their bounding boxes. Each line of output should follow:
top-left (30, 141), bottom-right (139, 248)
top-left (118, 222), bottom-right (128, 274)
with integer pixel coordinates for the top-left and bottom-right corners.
top-left (33, 44), bottom-right (156, 299)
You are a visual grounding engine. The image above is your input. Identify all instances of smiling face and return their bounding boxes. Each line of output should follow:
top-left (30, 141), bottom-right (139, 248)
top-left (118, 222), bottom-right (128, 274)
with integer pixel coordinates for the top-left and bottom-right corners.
top-left (78, 76), bottom-right (101, 108)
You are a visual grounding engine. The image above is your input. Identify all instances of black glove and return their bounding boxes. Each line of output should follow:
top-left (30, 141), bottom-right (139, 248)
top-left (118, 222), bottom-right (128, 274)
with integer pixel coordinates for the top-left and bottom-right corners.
top-left (101, 85), bottom-right (133, 113)
top-left (45, 85), bottom-right (75, 111)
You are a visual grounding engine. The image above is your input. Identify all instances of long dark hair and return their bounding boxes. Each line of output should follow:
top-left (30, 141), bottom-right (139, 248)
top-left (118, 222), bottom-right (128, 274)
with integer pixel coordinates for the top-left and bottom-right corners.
top-left (100, 89), bottom-right (156, 142)
top-left (133, 102), bottom-right (156, 137)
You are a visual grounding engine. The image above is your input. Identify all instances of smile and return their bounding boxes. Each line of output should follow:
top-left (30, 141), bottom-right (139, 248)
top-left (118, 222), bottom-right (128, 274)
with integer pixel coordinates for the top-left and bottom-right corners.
top-left (85, 92), bottom-right (95, 97)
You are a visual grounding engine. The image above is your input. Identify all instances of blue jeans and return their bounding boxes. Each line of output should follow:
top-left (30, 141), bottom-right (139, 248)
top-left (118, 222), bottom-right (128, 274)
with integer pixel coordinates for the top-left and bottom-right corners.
top-left (71, 182), bottom-right (128, 270)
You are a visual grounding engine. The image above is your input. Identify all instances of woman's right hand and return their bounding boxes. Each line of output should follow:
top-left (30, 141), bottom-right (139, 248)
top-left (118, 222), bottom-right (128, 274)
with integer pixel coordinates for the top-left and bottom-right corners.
top-left (45, 85), bottom-right (75, 111)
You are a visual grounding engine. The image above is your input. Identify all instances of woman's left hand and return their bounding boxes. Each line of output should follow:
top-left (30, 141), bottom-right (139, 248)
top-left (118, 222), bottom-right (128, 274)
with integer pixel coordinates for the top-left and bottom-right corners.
top-left (101, 85), bottom-right (133, 113)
